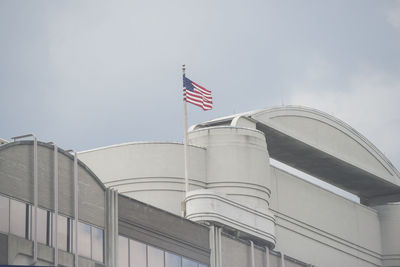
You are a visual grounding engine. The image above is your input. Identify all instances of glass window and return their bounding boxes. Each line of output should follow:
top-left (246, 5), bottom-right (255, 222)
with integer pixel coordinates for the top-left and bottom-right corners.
top-left (78, 222), bottom-right (91, 258)
top-left (183, 258), bottom-right (198, 267)
top-left (130, 239), bottom-right (146, 267)
top-left (148, 246), bottom-right (164, 267)
top-left (10, 199), bottom-right (27, 238)
top-left (33, 208), bottom-right (48, 245)
top-left (0, 195), bottom-right (9, 233)
top-left (165, 252), bottom-right (181, 267)
top-left (118, 236), bottom-right (129, 267)
top-left (53, 215), bottom-right (68, 251)
top-left (91, 226), bottom-right (104, 262)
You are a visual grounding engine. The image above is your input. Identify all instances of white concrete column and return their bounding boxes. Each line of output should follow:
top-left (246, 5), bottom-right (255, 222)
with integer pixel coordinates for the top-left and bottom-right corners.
top-left (265, 247), bottom-right (269, 267)
top-left (250, 241), bottom-right (255, 267)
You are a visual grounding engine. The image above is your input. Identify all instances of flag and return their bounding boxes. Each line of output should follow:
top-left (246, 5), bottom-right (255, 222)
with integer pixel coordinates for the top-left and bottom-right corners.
top-left (183, 75), bottom-right (213, 111)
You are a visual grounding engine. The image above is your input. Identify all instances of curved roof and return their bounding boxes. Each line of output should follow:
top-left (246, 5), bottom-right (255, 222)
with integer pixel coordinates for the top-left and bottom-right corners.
top-left (194, 106), bottom-right (400, 205)
top-left (0, 140), bottom-right (106, 190)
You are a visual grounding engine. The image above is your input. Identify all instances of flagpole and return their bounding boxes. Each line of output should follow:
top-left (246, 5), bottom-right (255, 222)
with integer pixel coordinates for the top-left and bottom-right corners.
top-left (182, 64), bottom-right (189, 217)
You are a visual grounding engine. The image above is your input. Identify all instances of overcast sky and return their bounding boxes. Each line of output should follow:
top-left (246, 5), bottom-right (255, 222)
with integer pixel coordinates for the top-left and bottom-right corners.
top-left (1, 0), bottom-right (400, 171)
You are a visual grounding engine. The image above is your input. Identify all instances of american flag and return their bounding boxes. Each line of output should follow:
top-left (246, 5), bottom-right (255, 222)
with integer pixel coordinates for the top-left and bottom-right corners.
top-left (183, 75), bottom-right (213, 111)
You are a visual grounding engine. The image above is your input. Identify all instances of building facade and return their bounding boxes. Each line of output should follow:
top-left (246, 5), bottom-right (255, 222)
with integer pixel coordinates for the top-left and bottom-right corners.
top-left (1, 106), bottom-right (400, 267)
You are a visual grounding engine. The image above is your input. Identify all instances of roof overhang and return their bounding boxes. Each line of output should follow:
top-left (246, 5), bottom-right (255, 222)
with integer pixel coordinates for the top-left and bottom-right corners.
top-left (193, 106), bottom-right (400, 205)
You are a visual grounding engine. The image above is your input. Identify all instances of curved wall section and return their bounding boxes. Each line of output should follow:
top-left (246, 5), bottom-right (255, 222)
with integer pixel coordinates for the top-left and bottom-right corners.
top-left (79, 143), bottom-right (207, 215)
top-left (376, 204), bottom-right (400, 266)
top-left (188, 127), bottom-right (272, 212)
top-left (186, 189), bottom-right (276, 248)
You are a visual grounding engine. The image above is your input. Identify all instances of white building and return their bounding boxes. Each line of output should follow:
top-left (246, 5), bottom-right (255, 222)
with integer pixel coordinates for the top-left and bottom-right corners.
top-left (1, 105), bottom-right (400, 267)
top-left (79, 106), bottom-right (400, 267)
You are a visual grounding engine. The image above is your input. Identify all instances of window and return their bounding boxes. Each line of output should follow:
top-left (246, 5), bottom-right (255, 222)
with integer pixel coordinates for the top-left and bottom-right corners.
top-left (2, 195), bottom-right (104, 261)
top-left (78, 222), bottom-right (91, 258)
top-left (33, 208), bottom-right (49, 245)
top-left (183, 258), bottom-right (198, 267)
top-left (10, 199), bottom-right (27, 238)
top-left (165, 252), bottom-right (181, 267)
top-left (53, 215), bottom-right (68, 251)
top-left (0, 195), bottom-right (9, 233)
top-left (147, 246), bottom-right (164, 267)
top-left (92, 226), bottom-right (104, 262)
top-left (118, 235), bottom-right (208, 267)
top-left (130, 239), bottom-right (146, 267)
top-left (119, 235), bottom-right (129, 267)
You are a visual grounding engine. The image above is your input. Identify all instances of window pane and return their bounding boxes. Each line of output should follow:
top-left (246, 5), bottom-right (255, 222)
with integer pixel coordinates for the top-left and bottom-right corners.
top-left (91, 226), bottom-right (104, 262)
top-left (0, 195), bottom-right (9, 233)
top-left (148, 246), bottom-right (164, 267)
top-left (130, 239), bottom-right (146, 267)
top-left (183, 258), bottom-right (198, 267)
top-left (118, 236), bottom-right (129, 267)
top-left (165, 252), bottom-right (181, 267)
top-left (10, 199), bottom-right (26, 238)
top-left (33, 208), bottom-right (48, 244)
top-left (53, 215), bottom-right (68, 251)
top-left (72, 219), bottom-right (76, 253)
top-left (78, 222), bottom-right (91, 258)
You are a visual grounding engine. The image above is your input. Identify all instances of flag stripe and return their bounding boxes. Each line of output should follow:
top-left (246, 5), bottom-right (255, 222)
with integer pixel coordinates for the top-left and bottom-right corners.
top-left (192, 81), bottom-right (211, 94)
top-left (183, 75), bottom-right (213, 111)
top-left (184, 93), bottom-right (213, 106)
top-left (185, 90), bottom-right (212, 102)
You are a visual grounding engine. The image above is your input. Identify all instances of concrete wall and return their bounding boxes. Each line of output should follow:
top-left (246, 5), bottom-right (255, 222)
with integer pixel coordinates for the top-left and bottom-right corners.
top-left (189, 127), bottom-right (271, 212)
top-left (375, 204), bottom-right (400, 266)
top-left (79, 143), bottom-right (206, 215)
top-left (0, 141), bottom-right (105, 227)
top-left (270, 166), bottom-right (382, 267)
top-left (220, 234), bottom-right (307, 267)
top-left (118, 195), bottom-right (210, 265)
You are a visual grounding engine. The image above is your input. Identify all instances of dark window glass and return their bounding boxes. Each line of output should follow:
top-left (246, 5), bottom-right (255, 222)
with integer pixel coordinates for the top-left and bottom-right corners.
top-left (130, 239), bottom-right (146, 267)
top-left (0, 195), bottom-right (9, 233)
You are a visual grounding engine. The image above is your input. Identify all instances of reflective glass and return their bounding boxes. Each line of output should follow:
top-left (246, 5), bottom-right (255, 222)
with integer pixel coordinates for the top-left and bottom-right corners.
top-left (182, 258), bottom-right (198, 267)
top-left (91, 226), bottom-right (104, 262)
top-left (165, 252), bottom-right (181, 267)
top-left (148, 246), bottom-right (164, 267)
top-left (78, 222), bottom-right (91, 258)
top-left (130, 239), bottom-right (146, 267)
top-left (10, 199), bottom-right (26, 238)
top-left (118, 236), bottom-right (129, 267)
top-left (0, 195), bottom-right (9, 233)
top-left (53, 215), bottom-right (68, 251)
top-left (72, 219), bottom-right (76, 253)
top-left (33, 208), bottom-right (48, 244)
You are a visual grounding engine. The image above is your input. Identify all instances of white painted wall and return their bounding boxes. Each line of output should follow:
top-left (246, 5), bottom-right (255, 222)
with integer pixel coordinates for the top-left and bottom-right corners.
top-left (270, 166), bottom-right (382, 267)
top-left (79, 142), bottom-right (206, 215)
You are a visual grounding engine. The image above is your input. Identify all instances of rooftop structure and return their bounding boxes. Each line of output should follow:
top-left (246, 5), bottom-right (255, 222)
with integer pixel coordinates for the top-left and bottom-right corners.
top-left (1, 106), bottom-right (400, 267)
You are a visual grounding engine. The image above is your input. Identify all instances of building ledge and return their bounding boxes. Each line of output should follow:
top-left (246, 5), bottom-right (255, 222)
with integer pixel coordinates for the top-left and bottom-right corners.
top-left (185, 189), bottom-right (276, 248)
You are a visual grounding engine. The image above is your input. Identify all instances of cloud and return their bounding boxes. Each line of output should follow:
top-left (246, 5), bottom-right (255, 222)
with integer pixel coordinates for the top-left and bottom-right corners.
top-left (288, 62), bottom-right (400, 170)
top-left (386, 2), bottom-right (400, 29)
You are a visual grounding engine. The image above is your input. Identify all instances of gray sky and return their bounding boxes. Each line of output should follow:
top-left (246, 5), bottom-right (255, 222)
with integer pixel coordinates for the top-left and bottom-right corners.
top-left (1, 0), bottom-right (400, 171)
